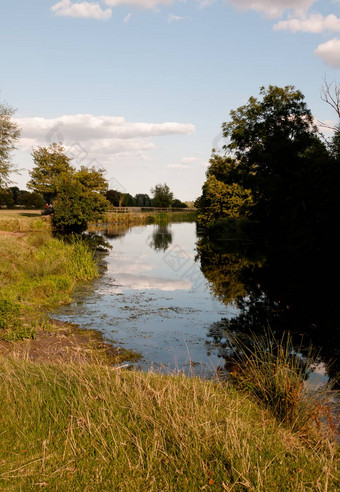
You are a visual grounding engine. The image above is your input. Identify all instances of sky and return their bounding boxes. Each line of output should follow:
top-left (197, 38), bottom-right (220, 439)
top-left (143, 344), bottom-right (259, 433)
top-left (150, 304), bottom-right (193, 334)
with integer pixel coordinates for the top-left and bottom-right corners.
top-left (1, 0), bottom-right (340, 201)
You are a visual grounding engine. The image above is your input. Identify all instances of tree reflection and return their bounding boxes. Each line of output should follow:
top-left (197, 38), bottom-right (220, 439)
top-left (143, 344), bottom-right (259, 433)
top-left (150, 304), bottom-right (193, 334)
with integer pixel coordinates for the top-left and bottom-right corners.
top-left (148, 225), bottom-right (173, 252)
top-left (197, 228), bottom-right (340, 382)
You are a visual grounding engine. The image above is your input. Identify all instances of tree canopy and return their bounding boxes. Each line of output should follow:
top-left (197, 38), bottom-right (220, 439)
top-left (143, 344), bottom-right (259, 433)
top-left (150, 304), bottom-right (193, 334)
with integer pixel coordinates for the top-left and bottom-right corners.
top-left (151, 183), bottom-right (174, 208)
top-left (28, 144), bottom-right (110, 232)
top-left (198, 85), bottom-right (340, 240)
top-left (0, 102), bottom-right (20, 188)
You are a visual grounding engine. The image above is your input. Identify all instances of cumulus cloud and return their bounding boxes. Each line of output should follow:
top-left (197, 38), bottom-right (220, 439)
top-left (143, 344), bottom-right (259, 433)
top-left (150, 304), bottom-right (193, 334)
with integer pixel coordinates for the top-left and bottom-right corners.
top-left (314, 38), bottom-right (340, 68)
top-left (274, 14), bottom-right (340, 33)
top-left (103, 0), bottom-right (173, 9)
top-left (14, 114), bottom-right (195, 162)
top-left (51, 0), bottom-right (112, 20)
top-left (228, 0), bottom-right (316, 18)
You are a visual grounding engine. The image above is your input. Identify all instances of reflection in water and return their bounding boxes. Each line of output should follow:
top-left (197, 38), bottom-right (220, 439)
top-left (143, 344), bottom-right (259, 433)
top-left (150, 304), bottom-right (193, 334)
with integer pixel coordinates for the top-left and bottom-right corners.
top-left (53, 222), bottom-right (231, 374)
top-left (196, 228), bottom-right (340, 383)
top-left (148, 225), bottom-right (173, 252)
top-left (54, 221), bottom-right (339, 384)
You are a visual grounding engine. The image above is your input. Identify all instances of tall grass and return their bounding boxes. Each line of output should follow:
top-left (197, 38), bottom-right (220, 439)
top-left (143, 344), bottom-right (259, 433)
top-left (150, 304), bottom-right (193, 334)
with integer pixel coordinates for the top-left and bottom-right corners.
top-left (0, 356), bottom-right (338, 491)
top-left (0, 210), bottom-right (49, 232)
top-left (105, 210), bottom-right (196, 225)
top-left (0, 231), bottom-right (98, 340)
top-left (227, 330), bottom-right (338, 436)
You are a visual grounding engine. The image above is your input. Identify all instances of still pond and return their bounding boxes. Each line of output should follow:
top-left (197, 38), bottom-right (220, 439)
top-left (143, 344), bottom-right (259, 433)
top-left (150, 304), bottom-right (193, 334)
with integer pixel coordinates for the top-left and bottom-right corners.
top-left (54, 221), bottom-right (339, 383)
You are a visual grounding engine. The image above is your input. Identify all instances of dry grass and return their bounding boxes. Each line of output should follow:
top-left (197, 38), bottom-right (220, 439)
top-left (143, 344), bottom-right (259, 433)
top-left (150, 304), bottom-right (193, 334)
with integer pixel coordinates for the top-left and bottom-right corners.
top-left (0, 356), bottom-right (338, 491)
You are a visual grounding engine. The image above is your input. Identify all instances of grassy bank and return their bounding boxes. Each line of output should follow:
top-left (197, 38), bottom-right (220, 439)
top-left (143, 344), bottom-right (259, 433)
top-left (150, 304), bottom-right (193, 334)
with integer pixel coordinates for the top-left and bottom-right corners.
top-left (0, 357), bottom-right (338, 492)
top-left (0, 213), bottom-right (98, 341)
top-left (0, 209), bottom-right (50, 232)
top-left (105, 210), bottom-right (197, 226)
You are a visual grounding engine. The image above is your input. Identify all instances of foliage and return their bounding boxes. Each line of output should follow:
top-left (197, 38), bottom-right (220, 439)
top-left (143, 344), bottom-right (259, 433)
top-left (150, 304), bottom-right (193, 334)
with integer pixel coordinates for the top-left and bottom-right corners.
top-left (28, 143), bottom-right (74, 202)
top-left (198, 175), bottom-right (253, 225)
top-left (0, 102), bottom-right (20, 188)
top-left (135, 193), bottom-right (152, 207)
top-left (171, 198), bottom-right (187, 208)
top-left (28, 144), bottom-right (110, 232)
top-left (197, 85), bottom-right (340, 237)
top-left (0, 187), bottom-right (45, 209)
top-left (52, 175), bottom-right (109, 232)
top-left (151, 183), bottom-right (174, 207)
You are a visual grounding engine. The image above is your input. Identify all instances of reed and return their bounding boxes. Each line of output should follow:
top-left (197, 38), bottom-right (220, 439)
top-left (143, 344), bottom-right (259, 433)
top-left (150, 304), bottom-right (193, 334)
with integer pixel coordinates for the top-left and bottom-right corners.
top-left (227, 330), bottom-right (338, 436)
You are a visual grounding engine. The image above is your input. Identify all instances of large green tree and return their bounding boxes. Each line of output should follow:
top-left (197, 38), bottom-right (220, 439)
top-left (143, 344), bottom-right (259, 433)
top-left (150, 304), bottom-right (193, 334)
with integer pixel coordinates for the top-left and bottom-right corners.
top-left (198, 85), bottom-right (336, 235)
top-left (0, 102), bottom-right (20, 188)
top-left (28, 144), bottom-right (110, 232)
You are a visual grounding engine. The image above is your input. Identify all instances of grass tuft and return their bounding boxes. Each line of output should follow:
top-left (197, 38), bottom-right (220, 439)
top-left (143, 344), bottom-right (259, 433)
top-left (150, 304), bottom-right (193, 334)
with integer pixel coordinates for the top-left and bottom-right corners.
top-left (227, 330), bottom-right (339, 437)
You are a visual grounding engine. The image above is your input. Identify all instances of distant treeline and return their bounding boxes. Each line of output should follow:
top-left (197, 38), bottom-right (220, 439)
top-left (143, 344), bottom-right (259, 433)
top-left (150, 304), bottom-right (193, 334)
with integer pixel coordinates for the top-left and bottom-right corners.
top-left (0, 186), bottom-right (189, 210)
top-left (104, 190), bottom-right (188, 209)
top-left (0, 187), bottom-right (45, 209)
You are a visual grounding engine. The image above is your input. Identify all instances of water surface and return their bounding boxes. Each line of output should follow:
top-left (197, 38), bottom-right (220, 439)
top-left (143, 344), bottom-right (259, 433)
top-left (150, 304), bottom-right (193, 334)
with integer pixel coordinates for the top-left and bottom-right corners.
top-left (54, 222), bottom-right (236, 373)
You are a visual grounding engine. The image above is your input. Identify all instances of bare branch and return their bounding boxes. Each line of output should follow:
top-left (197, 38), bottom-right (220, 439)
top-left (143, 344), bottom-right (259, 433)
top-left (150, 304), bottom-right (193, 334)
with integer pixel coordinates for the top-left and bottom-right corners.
top-left (321, 78), bottom-right (340, 119)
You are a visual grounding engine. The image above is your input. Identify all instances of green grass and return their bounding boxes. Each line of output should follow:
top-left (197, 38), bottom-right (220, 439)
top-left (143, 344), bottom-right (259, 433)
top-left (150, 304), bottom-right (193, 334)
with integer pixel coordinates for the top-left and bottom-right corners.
top-left (0, 209), bottom-right (49, 232)
top-left (227, 331), bottom-right (339, 438)
top-left (0, 357), bottom-right (338, 491)
top-left (105, 210), bottom-right (197, 225)
top-left (0, 225), bottom-right (98, 340)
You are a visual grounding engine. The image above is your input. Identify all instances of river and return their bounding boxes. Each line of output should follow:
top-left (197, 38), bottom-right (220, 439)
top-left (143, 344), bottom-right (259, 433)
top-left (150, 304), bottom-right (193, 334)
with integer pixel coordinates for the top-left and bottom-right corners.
top-left (54, 222), bottom-right (238, 374)
top-left (53, 220), bottom-right (339, 384)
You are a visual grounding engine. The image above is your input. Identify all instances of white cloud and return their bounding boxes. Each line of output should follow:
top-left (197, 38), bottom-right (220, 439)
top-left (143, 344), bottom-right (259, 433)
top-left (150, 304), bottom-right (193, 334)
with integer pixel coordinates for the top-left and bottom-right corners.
top-left (103, 0), bottom-right (173, 9)
top-left (228, 0), bottom-right (316, 18)
top-left (166, 164), bottom-right (191, 169)
top-left (123, 12), bottom-right (132, 22)
top-left (181, 156), bottom-right (200, 163)
top-left (274, 14), bottom-right (340, 33)
top-left (196, 0), bottom-right (216, 10)
top-left (51, 0), bottom-right (112, 20)
top-left (168, 14), bottom-right (192, 23)
top-left (14, 114), bottom-right (195, 162)
top-left (98, 274), bottom-right (191, 291)
top-left (314, 38), bottom-right (340, 68)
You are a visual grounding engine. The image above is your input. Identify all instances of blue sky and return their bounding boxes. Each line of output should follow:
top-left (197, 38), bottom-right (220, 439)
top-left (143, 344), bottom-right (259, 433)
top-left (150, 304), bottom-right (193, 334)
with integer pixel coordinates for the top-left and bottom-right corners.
top-left (1, 0), bottom-right (340, 201)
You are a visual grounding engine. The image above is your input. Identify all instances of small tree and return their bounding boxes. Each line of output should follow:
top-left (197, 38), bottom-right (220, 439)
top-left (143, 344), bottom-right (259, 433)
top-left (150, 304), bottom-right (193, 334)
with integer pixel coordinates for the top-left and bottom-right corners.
top-left (28, 144), bottom-right (74, 202)
top-left (28, 144), bottom-right (110, 232)
top-left (151, 183), bottom-right (174, 208)
top-left (0, 102), bottom-right (21, 188)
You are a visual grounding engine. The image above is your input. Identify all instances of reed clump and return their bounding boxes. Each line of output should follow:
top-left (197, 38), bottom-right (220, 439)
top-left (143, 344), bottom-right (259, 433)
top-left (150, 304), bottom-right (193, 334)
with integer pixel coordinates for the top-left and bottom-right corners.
top-left (227, 331), bottom-right (338, 437)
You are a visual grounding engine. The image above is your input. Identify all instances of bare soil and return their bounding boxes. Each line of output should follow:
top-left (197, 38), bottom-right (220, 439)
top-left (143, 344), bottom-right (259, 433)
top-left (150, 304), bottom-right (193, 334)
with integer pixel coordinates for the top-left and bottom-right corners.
top-left (0, 320), bottom-right (121, 365)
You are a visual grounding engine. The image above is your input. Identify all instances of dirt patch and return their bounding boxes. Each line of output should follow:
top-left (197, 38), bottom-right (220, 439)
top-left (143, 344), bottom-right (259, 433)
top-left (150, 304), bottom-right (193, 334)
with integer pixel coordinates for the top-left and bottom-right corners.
top-left (0, 320), bottom-right (124, 366)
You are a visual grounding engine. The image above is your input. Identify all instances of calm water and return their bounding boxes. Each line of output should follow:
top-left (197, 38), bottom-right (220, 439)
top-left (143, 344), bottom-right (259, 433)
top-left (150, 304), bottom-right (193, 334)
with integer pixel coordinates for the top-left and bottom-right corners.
top-left (54, 222), bottom-right (238, 373)
top-left (53, 220), bottom-right (339, 386)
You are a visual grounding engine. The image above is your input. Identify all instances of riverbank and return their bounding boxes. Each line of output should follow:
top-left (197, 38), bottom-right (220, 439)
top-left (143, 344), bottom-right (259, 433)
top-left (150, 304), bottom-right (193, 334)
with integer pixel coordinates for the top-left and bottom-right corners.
top-left (106, 209), bottom-right (197, 225)
top-left (0, 211), bottom-right (126, 365)
top-left (0, 355), bottom-right (338, 492)
top-left (0, 211), bottom-right (338, 490)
